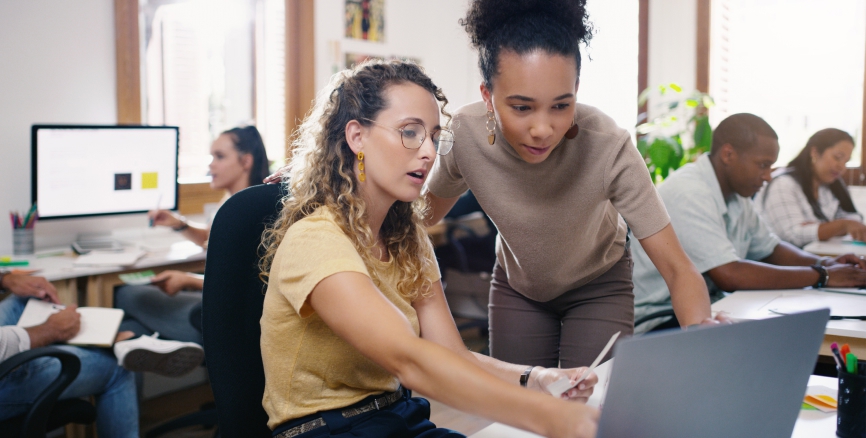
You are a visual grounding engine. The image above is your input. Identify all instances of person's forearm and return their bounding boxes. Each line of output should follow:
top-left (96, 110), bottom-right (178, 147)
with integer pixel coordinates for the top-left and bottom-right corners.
top-left (24, 323), bottom-right (58, 349)
top-left (180, 224), bottom-right (209, 247)
top-left (818, 220), bottom-right (850, 241)
top-left (711, 261), bottom-right (819, 291)
top-left (466, 350), bottom-right (541, 389)
top-left (762, 241), bottom-right (821, 266)
top-left (186, 273), bottom-right (205, 290)
top-left (666, 267), bottom-right (712, 327)
top-left (390, 336), bottom-right (563, 436)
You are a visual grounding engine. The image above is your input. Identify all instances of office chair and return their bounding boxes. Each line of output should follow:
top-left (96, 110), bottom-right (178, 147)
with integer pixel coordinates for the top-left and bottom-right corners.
top-left (201, 183), bottom-right (286, 438)
top-left (434, 191), bottom-right (497, 347)
top-left (0, 347), bottom-right (97, 438)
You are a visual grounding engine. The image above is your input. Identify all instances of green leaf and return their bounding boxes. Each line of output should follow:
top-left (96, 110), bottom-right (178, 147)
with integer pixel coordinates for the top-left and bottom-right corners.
top-left (693, 115), bottom-right (712, 153)
top-left (702, 95), bottom-right (715, 108)
top-left (669, 83), bottom-right (683, 93)
top-left (668, 101), bottom-right (680, 110)
top-left (685, 99), bottom-right (698, 108)
top-left (638, 88), bottom-right (652, 106)
top-left (658, 85), bottom-right (668, 95)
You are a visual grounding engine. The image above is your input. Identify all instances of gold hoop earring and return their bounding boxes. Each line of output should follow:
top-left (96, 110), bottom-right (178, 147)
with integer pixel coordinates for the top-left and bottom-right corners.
top-left (564, 123), bottom-right (579, 140)
top-left (357, 151), bottom-right (366, 182)
top-left (486, 110), bottom-right (496, 145)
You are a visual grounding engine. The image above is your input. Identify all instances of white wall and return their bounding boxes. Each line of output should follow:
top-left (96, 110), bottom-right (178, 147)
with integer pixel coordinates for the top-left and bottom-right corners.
top-left (314, 0), bottom-right (482, 111)
top-left (0, 1), bottom-right (119, 253)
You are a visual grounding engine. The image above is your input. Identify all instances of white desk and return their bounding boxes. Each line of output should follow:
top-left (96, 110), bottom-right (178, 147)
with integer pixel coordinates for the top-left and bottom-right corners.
top-left (804, 237), bottom-right (866, 256)
top-left (6, 227), bottom-right (205, 307)
top-left (469, 360), bottom-right (838, 437)
top-left (712, 289), bottom-right (866, 358)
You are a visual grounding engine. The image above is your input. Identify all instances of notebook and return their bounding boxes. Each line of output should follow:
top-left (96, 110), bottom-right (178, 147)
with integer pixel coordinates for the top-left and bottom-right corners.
top-left (597, 308), bottom-right (829, 438)
top-left (17, 299), bottom-right (124, 347)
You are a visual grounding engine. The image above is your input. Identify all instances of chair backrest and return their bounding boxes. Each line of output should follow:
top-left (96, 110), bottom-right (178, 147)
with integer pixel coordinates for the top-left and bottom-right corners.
top-left (202, 183), bottom-right (286, 438)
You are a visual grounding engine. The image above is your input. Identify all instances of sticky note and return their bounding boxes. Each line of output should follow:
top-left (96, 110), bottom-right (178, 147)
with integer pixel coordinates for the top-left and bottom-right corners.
top-left (141, 172), bottom-right (158, 189)
top-left (803, 386), bottom-right (837, 412)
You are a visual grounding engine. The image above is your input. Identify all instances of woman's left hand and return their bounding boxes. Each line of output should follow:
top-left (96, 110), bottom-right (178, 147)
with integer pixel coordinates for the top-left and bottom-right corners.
top-left (532, 366), bottom-right (596, 402)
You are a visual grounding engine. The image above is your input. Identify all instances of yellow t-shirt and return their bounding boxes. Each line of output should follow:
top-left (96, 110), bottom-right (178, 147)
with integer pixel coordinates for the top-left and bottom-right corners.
top-left (260, 207), bottom-right (441, 429)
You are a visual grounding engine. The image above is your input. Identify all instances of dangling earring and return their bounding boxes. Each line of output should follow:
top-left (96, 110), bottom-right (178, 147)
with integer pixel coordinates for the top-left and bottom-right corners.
top-left (486, 110), bottom-right (496, 145)
top-left (564, 123), bottom-right (579, 140)
top-left (357, 151), bottom-right (366, 182)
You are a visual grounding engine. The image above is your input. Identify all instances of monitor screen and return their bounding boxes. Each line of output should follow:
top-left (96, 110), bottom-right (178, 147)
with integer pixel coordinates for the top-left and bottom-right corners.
top-left (32, 125), bottom-right (179, 220)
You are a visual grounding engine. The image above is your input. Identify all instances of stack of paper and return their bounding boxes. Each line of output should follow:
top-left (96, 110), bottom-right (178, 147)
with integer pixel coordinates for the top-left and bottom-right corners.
top-left (73, 250), bottom-right (145, 267)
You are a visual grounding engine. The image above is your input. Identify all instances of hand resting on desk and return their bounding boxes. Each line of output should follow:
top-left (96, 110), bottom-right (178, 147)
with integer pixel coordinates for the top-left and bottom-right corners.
top-left (150, 270), bottom-right (204, 295)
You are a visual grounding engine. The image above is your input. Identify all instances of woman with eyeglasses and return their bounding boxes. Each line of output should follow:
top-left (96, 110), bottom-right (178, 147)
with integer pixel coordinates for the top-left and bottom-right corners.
top-left (423, 0), bottom-right (729, 369)
top-left (758, 128), bottom-right (866, 247)
top-left (259, 59), bottom-right (599, 438)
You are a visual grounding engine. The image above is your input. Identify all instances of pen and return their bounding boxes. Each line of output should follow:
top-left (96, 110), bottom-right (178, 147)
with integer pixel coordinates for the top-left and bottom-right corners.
top-left (0, 260), bottom-right (29, 267)
top-left (829, 315), bottom-right (866, 320)
top-left (149, 194), bottom-right (163, 227)
top-left (841, 344), bottom-right (851, 362)
top-left (846, 353), bottom-right (858, 374)
top-left (831, 342), bottom-right (846, 370)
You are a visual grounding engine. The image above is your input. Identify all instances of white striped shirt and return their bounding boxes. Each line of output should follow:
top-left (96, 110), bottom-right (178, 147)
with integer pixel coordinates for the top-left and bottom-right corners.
top-left (757, 173), bottom-right (863, 247)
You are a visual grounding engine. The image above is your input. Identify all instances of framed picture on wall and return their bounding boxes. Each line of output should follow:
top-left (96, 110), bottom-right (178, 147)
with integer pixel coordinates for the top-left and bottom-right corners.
top-left (345, 0), bottom-right (385, 42)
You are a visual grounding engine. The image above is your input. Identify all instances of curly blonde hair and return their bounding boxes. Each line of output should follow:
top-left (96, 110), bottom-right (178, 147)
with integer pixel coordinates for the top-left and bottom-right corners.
top-left (259, 60), bottom-right (450, 300)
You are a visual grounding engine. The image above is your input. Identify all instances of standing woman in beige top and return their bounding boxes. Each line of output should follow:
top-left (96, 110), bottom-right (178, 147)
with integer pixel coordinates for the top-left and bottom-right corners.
top-left (425, 0), bottom-right (728, 368)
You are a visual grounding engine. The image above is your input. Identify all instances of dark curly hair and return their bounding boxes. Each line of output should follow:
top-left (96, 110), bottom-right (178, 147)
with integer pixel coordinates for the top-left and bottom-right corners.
top-left (460, 0), bottom-right (593, 89)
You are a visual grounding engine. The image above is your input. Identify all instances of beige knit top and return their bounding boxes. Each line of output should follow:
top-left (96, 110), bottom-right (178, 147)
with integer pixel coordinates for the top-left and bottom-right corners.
top-left (427, 101), bottom-right (670, 301)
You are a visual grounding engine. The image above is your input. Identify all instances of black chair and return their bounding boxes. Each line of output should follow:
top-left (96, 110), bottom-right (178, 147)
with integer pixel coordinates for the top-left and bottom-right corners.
top-left (202, 183), bottom-right (286, 438)
top-left (0, 347), bottom-right (97, 438)
top-left (434, 191), bottom-right (497, 339)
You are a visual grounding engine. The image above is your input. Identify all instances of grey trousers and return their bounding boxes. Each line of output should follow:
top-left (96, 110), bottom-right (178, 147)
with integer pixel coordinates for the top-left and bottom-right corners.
top-left (114, 285), bottom-right (203, 345)
top-left (488, 248), bottom-right (634, 368)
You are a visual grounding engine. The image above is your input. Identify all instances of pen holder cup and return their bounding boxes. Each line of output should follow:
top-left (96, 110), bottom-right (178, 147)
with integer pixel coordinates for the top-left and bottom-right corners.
top-left (838, 363), bottom-right (866, 438)
top-left (12, 228), bottom-right (34, 256)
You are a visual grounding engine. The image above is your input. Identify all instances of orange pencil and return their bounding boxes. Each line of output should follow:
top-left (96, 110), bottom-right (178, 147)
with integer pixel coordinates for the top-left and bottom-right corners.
top-left (841, 344), bottom-right (851, 365)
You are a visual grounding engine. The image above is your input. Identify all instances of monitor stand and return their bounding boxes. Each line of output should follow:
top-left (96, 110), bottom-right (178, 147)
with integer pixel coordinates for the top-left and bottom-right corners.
top-left (72, 232), bottom-right (123, 254)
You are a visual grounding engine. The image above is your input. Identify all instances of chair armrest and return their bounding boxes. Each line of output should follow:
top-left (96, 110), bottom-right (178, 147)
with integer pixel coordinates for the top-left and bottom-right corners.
top-left (0, 346), bottom-right (82, 437)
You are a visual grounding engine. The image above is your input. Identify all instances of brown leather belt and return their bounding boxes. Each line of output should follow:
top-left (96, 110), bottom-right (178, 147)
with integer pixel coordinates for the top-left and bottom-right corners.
top-left (275, 389), bottom-right (404, 438)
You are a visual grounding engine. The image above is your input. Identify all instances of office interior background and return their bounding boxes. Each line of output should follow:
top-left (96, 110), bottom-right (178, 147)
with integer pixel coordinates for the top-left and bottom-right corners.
top-left (1, 0), bottom-right (863, 254)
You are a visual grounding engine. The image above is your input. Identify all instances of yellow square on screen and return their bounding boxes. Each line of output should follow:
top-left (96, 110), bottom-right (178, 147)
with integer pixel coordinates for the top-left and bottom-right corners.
top-left (141, 172), bottom-right (158, 189)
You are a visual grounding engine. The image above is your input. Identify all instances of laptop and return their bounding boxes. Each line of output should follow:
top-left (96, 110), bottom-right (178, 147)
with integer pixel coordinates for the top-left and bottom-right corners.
top-left (597, 308), bottom-right (830, 438)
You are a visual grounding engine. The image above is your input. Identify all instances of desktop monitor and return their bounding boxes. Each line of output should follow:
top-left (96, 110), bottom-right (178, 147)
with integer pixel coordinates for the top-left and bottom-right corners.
top-left (31, 125), bottom-right (179, 220)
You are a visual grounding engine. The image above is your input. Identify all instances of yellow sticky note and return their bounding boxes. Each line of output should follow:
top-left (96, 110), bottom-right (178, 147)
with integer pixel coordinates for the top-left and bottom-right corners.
top-left (141, 172), bottom-right (158, 189)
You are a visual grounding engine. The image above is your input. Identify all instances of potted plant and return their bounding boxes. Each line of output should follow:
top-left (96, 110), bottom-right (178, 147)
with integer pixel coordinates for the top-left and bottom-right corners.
top-left (636, 83), bottom-right (714, 183)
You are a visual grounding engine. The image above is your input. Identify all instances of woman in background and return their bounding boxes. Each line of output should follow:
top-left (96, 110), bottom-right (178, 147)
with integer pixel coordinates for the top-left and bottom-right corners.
top-left (259, 59), bottom-right (598, 438)
top-left (115, 126), bottom-right (270, 346)
top-left (759, 128), bottom-right (866, 248)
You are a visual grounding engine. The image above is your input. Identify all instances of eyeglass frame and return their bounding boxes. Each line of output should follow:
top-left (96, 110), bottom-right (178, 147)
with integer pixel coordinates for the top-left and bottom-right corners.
top-left (360, 118), bottom-right (453, 155)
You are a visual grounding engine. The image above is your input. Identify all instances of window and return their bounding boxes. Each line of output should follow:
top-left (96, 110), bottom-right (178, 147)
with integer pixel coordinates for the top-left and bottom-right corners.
top-left (140, 0), bottom-right (285, 179)
top-left (579, 0), bottom-right (641, 139)
top-left (709, 0), bottom-right (866, 167)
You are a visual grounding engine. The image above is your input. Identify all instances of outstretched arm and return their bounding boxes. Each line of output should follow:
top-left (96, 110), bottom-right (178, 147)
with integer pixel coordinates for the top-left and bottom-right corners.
top-left (308, 272), bottom-right (598, 438)
top-left (412, 279), bottom-right (596, 401)
top-left (639, 224), bottom-right (725, 327)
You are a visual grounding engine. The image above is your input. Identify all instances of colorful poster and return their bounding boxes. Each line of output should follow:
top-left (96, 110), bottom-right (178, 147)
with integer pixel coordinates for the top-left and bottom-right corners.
top-left (345, 0), bottom-right (384, 42)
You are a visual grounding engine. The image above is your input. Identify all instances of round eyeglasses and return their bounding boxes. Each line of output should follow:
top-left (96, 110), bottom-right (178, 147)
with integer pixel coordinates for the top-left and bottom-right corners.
top-left (361, 118), bottom-right (454, 155)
